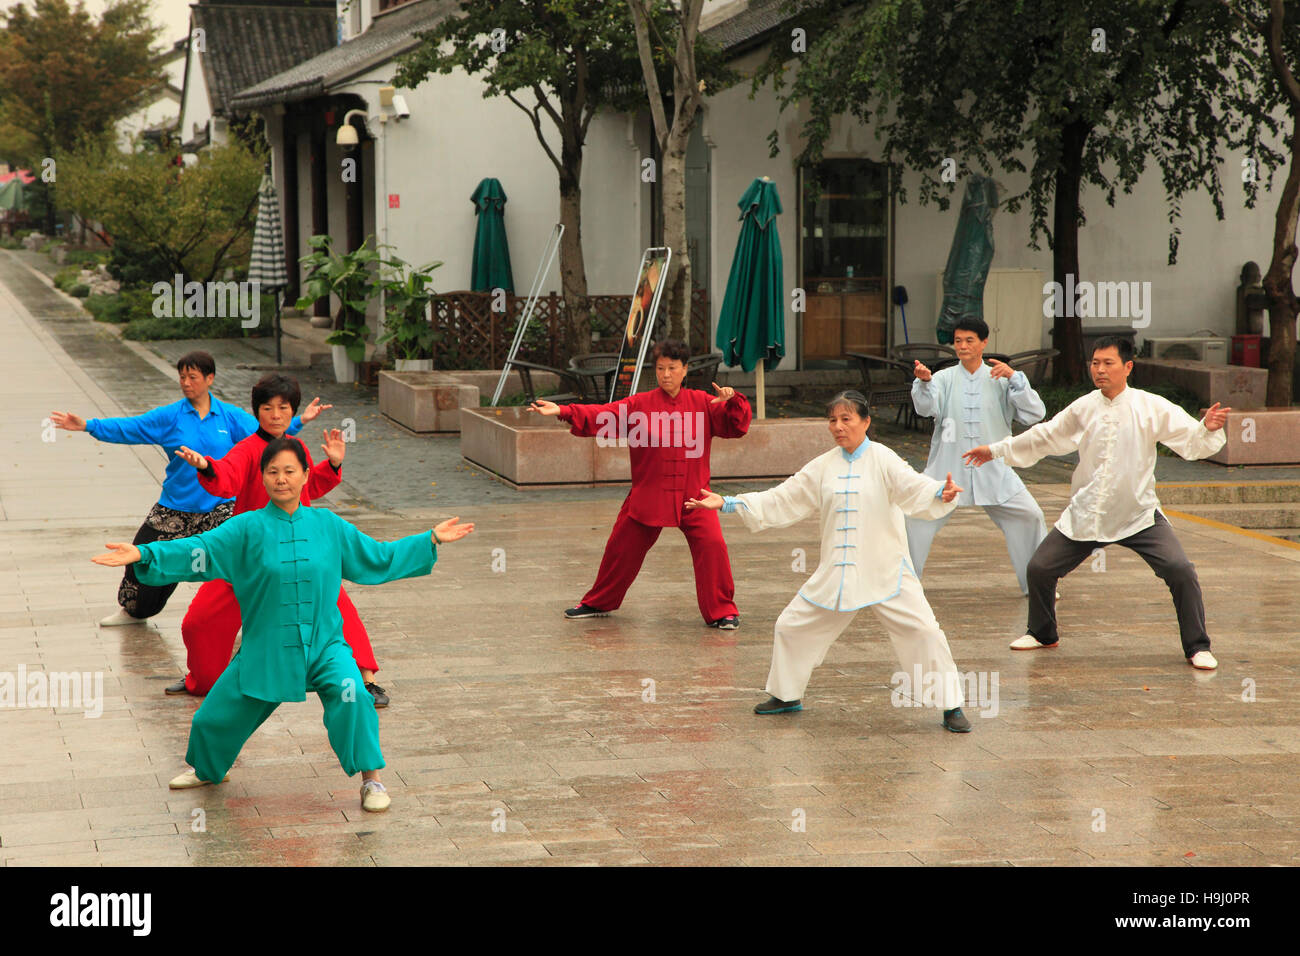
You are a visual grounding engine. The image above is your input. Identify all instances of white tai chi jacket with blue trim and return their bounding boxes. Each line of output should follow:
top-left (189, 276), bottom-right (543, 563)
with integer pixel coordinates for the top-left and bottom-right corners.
top-left (722, 438), bottom-right (955, 611)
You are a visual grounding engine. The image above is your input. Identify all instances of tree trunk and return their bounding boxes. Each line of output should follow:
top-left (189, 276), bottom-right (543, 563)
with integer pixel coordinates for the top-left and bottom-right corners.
top-left (557, 164), bottom-right (590, 358)
top-left (1263, 113), bottom-right (1300, 406)
top-left (1051, 118), bottom-right (1090, 386)
top-left (660, 136), bottom-right (691, 343)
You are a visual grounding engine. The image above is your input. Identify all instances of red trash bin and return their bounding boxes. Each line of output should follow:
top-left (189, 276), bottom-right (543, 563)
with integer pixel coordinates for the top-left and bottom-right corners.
top-left (1232, 334), bottom-right (1261, 367)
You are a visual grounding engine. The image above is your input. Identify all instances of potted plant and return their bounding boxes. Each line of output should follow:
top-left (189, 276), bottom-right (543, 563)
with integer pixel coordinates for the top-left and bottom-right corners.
top-left (295, 234), bottom-right (384, 383)
top-left (378, 255), bottom-right (444, 371)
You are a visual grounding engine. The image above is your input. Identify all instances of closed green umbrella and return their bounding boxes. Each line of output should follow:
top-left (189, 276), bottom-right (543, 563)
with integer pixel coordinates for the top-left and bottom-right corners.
top-left (0, 177), bottom-right (27, 212)
top-left (470, 177), bottom-right (514, 293)
top-left (716, 176), bottom-right (785, 418)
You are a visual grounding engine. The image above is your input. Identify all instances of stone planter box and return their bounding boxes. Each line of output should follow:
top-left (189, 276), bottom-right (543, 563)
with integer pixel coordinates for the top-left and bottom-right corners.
top-left (1207, 408), bottom-right (1300, 465)
top-left (378, 368), bottom-right (563, 433)
top-left (1132, 358), bottom-right (1267, 409)
top-left (460, 406), bottom-right (834, 487)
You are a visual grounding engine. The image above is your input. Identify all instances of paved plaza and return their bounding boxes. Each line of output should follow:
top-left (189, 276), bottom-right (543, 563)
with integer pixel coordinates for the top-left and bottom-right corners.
top-left (2, 252), bottom-right (1300, 866)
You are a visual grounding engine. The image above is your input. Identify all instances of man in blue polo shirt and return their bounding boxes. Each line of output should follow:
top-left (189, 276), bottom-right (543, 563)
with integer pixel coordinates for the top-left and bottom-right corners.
top-left (50, 350), bottom-right (327, 625)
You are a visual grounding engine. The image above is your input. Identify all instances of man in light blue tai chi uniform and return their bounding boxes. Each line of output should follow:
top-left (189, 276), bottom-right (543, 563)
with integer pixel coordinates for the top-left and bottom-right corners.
top-left (905, 317), bottom-right (1048, 595)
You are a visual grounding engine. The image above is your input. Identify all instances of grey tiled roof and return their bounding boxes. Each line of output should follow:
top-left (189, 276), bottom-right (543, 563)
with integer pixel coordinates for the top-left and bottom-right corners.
top-left (703, 0), bottom-right (813, 55)
top-left (229, 0), bottom-right (460, 110)
top-left (192, 1), bottom-right (338, 116)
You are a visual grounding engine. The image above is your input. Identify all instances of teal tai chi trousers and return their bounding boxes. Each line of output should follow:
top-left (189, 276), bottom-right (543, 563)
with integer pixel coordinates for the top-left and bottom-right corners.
top-left (186, 640), bottom-right (384, 785)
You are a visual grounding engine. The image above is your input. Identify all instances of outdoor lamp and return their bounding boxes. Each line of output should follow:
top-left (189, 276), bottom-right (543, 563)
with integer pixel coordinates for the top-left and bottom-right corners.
top-left (336, 109), bottom-right (368, 146)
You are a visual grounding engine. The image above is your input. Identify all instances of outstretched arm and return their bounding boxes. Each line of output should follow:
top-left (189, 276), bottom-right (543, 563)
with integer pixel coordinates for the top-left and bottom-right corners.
top-left (967, 400), bottom-right (1082, 469)
top-left (335, 512), bottom-right (474, 584)
top-left (93, 518), bottom-right (243, 586)
top-left (881, 448), bottom-right (957, 519)
top-left (1156, 399), bottom-right (1229, 460)
top-left (688, 460), bottom-right (821, 533)
top-left (77, 405), bottom-right (171, 445)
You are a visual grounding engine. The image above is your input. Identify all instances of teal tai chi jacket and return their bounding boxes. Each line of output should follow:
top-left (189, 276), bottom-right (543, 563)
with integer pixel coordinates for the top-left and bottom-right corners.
top-left (135, 503), bottom-right (435, 702)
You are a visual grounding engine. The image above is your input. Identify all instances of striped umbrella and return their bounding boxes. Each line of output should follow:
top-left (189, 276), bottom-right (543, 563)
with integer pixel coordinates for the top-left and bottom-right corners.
top-left (249, 170), bottom-right (290, 363)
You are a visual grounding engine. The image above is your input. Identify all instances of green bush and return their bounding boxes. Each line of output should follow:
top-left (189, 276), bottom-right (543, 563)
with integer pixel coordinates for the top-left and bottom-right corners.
top-left (53, 266), bottom-right (80, 291)
top-left (63, 249), bottom-right (106, 267)
top-left (0, 236), bottom-right (21, 250)
top-left (83, 287), bottom-right (156, 324)
top-left (40, 240), bottom-right (62, 255)
top-left (68, 283), bottom-right (91, 298)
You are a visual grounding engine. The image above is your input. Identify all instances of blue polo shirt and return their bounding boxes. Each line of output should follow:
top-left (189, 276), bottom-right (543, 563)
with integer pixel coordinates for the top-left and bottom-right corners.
top-left (86, 397), bottom-right (303, 513)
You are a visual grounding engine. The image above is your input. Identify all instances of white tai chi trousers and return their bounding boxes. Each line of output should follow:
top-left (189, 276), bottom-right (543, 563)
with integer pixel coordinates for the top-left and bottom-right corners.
top-left (905, 486), bottom-right (1047, 594)
top-left (765, 570), bottom-right (964, 709)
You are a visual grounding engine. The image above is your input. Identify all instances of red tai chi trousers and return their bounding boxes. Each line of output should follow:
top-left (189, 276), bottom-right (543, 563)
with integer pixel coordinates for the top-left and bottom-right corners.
top-left (180, 579), bottom-right (379, 695)
top-left (581, 499), bottom-right (738, 623)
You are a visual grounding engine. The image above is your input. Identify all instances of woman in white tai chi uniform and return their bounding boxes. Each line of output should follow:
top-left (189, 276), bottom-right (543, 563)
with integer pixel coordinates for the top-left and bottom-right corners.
top-left (686, 390), bottom-right (973, 732)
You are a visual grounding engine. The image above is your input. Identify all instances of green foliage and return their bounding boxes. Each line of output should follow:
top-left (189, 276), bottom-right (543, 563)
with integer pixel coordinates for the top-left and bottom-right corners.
top-left (123, 314), bottom-right (257, 341)
top-left (295, 234), bottom-right (386, 363)
top-left (68, 283), bottom-right (90, 298)
top-left (53, 266), bottom-right (80, 291)
top-left (62, 249), bottom-right (106, 267)
top-left (377, 256), bottom-right (443, 360)
top-left (0, 0), bottom-right (164, 160)
top-left (758, 0), bottom-right (1279, 256)
top-left (0, 236), bottom-right (20, 250)
top-left (82, 287), bottom-right (159, 324)
top-left (56, 140), bottom-right (265, 284)
top-left (106, 238), bottom-right (173, 290)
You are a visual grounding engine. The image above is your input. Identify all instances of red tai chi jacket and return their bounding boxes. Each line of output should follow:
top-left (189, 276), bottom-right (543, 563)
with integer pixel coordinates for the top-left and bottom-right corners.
top-left (559, 387), bottom-right (752, 526)
top-left (196, 428), bottom-right (340, 510)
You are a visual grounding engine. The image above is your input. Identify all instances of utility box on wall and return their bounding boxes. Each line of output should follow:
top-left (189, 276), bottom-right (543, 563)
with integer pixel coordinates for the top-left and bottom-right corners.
top-left (935, 268), bottom-right (1045, 354)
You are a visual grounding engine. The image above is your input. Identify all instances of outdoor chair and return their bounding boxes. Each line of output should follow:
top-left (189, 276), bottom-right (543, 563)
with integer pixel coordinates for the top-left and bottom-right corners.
top-left (685, 352), bottom-right (723, 392)
top-left (845, 352), bottom-right (921, 429)
top-left (1006, 348), bottom-right (1059, 386)
top-left (508, 358), bottom-right (594, 405)
top-left (891, 343), bottom-right (958, 372)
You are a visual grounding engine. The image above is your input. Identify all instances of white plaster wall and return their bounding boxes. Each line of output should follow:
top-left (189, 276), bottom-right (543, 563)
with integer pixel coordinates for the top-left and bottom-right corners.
top-left (329, 64), bottom-right (643, 310)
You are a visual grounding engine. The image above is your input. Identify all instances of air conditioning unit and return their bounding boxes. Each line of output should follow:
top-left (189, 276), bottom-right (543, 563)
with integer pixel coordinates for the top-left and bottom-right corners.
top-left (1145, 337), bottom-right (1229, 365)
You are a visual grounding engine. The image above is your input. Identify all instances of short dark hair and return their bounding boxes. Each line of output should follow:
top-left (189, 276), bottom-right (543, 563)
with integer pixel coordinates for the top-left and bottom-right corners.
top-left (176, 351), bottom-right (215, 378)
top-left (251, 373), bottom-right (301, 414)
top-left (651, 339), bottom-right (691, 364)
top-left (953, 317), bottom-right (989, 341)
top-left (1091, 335), bottom-right (1134, 363)
top-left (259, 436), bottom-right (308, 473)
top-left (826, 390), bottom-right (871, 419)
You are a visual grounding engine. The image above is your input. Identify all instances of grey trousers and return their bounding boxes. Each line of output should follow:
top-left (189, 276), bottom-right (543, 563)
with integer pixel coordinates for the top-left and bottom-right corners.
top-left (1025, 512), bottom-right (1211, 656)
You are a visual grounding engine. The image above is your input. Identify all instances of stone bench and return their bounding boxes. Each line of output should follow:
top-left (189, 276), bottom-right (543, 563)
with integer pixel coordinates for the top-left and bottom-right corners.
top-left (460, 406), bottom-right (832, 486)
top-left (378, 369), bottom-right (562, 433)
top-left (1132, 358), bottom-right (1267, 408)
top-left (1206, 408), bottom-right (1300, 465)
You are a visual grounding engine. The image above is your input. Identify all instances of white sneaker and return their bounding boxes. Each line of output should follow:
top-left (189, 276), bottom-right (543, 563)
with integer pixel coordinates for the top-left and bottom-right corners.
top-left (1187, 650), bottom-right (1218, 670)
top-left (361, 780), bottom-right (390, 812)
top-left (168, 768), bottom-right (228, 789)
top-left (99, 608), bottom-right (146, 626)
top-left (1010, 634), bottom-right (1058, 650)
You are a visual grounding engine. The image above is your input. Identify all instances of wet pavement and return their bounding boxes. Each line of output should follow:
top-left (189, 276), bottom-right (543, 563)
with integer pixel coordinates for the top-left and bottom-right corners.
top-left (3, 250), bottom-right (1300, 866)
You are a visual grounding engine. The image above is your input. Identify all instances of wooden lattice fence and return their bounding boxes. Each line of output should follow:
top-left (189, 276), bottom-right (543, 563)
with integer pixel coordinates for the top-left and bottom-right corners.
top-left (429, 289), bottom-right (709, 369)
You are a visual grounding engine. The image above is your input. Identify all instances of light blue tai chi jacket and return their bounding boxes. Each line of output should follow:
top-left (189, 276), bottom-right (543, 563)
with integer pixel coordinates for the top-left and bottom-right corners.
top-left (911, 363), bottom-right (1045, 506)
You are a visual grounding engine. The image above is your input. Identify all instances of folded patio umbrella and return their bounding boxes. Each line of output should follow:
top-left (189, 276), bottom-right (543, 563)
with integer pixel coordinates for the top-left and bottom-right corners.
top-left (716, 176), bottom-right (785, 418)
top-left (470, 177), bottom-right (514, 293)
top-left (249, 170), bottom-right (290, 364)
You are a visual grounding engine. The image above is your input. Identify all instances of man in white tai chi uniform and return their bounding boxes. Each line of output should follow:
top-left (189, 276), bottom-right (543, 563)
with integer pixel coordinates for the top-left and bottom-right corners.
top-left (963, 336), bottom-right (1229, 670)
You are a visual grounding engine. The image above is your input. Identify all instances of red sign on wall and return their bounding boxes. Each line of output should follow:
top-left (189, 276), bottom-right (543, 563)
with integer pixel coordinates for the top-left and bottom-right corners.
top-left (388, 194), bottom-right (400, 208)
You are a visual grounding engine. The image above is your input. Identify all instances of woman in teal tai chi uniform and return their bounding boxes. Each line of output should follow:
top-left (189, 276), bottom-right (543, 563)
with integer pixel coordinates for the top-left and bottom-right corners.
top-left (92, 438), bottom-right (474, 812)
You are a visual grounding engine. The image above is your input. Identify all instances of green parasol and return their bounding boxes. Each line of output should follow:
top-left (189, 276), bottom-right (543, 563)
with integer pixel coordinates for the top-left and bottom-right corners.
top-left (470, 177), bottom-right (514, 293)
top-left (715, 176), bottom-right (785, 417)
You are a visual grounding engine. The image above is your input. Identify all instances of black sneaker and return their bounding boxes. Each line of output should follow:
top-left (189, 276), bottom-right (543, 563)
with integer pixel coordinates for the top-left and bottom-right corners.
top-left (366, 682), bottom-right (390, 708)
top-left (564, 604), bottom-right (609, 619)
top-left (708, 615), bottom-right (740, 630)
top-left (754, 696), bottom-right (802, 715)
top-left (942, 707), bottom-right (972, 733)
